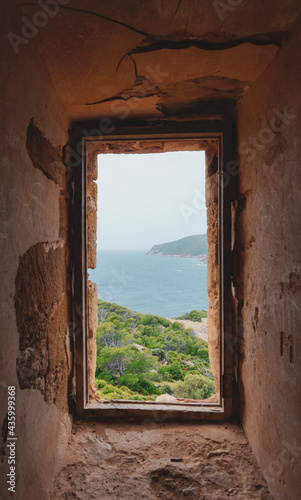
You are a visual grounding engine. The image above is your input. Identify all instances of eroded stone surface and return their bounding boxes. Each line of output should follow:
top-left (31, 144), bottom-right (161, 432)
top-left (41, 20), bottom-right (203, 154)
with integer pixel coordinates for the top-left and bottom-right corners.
top-left (87, 178), bottom-right (97, 270)
top-left (26, 119), bottom-right (67, 188)
top-left (205, 146), bottom-right (220, 397)
top-left (51, 421), bottom-right (272, 499)
top-left (14, 240), bottom-right (70, 410)
top-left (74, 433), bottom-right (112, 461)
top-left (88, 280), bottom-right (98, 396)
top-left (202, 464), bottom-right (232, 489)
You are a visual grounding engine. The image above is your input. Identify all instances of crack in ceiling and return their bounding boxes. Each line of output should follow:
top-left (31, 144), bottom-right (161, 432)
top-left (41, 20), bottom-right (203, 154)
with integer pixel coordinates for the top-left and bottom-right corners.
top-left (127, 33), bottom-right (283, 57)
top-left (173, 0), bottom-right (184, 18)
top-left (117, 32), bottom-right (283, 72)
top-left (86, 90), bottom-right (158, 106)
top-left (17, 3), bottom-right (150, 36)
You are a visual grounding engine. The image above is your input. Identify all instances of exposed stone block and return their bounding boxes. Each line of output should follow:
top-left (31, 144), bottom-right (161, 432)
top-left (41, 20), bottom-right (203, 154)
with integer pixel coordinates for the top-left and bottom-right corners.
top-left (207, 204), bottom-right (219, 244)
top-left (87, 179), bottom-right (97, 270)
top-left (87, 147), bottom-right (98, 181)
top-left (87, 178), bottom-right (97, 211)
top-left (26, 119), bottom-right (66, 189)
top-left (205, 141), bottom-right (220, 397)
top-left (206, 173), bottom-right (219, 207)
top-left (88, 280), bottom-right (98, 396)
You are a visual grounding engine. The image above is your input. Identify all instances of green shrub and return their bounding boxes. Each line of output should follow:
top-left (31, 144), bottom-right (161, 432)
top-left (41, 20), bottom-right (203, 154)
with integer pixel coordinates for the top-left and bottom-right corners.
top-left (95, 379), bottom-right (107, 389)
top-left (161, 383), bottom-right (173, 395)
top-left (198, 347), bottom-right (209, 361)
top-left (138, 314), bottom-right (170, 328)
top-left (171, 321), bottom-right (185, 331)
top-left (152, 348), bottom-right (166, 362)
top-left (173, 374), bottom-right (215, 400)
top-left (175, 310), bottom-right (207, 322)
top-left (118, 373), bottom-right (139, 392)
top-left (167, 361), bottom-right (184, 381)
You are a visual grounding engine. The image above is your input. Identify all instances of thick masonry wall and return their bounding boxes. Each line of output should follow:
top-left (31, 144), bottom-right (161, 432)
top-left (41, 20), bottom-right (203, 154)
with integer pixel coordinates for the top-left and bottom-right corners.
top-left (0, 8), bottom-right (72, 499)
top-left (87, 150), bottom-right (98, 396)
top-left (236, 23), bottom-right (301, 500)
top-left (205, 142), bottom-right (220, 398)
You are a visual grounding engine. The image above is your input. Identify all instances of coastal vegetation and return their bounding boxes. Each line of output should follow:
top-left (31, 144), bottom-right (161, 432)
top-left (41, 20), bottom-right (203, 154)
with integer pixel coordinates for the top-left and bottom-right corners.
top-left (175, 309), bottom-right (207, 322)
top-left (95, 300), bottom-right (215, 401)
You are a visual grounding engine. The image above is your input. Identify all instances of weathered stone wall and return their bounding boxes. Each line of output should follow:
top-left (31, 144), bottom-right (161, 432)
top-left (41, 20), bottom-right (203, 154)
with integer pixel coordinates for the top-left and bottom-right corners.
top-left (87, 146), bottom-right (98, 395)
top-left (87, 160), bottom-right (98, 271)
top-left (235, 23), bottom-right (301, 500)
top-left (88, 280), bottom-right (98, 396)
top-left (0, 7), bottom-right (72, 499)
top-left (205, 141), bottom-right (220, 397)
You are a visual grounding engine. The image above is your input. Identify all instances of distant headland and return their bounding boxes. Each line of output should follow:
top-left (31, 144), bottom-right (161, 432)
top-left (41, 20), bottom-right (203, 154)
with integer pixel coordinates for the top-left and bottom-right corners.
top-left (146, 234), bottom-right (207, 263)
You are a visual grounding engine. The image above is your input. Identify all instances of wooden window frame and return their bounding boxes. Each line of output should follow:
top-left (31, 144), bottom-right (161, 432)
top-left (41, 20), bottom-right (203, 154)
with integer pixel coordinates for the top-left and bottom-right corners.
top-left (72, 120), bottom-right (235, 421)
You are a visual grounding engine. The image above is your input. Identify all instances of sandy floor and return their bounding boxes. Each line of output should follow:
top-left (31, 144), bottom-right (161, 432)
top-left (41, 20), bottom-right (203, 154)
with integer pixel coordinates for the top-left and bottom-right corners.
top-left (51, 420), bottom-right (272, 499)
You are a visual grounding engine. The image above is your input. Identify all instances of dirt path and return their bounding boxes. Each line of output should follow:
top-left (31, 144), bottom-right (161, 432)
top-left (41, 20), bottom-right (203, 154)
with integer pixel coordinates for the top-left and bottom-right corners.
top-left (168, 318), bottom-right (208, 342)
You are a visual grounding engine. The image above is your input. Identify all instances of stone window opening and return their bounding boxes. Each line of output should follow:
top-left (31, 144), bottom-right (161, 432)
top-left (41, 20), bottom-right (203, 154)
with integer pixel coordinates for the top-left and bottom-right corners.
top-left (72, 123), bottom-right (235, 421)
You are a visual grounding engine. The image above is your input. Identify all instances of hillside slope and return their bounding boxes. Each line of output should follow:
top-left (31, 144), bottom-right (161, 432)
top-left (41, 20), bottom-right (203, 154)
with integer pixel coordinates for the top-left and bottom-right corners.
top-left (95, 300), bottom-right (213, 401)
top-left (146, 234), bottom-right (207, 260)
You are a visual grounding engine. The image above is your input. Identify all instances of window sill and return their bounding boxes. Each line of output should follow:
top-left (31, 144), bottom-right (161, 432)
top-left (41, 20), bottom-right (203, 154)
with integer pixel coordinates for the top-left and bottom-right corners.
top-left (83, 400), bottom-right (224, 420)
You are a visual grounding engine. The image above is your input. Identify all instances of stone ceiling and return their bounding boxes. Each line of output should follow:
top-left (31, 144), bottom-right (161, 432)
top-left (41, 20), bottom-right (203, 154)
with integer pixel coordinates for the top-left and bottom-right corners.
top-left (13, 0), bottom-right (301, 120)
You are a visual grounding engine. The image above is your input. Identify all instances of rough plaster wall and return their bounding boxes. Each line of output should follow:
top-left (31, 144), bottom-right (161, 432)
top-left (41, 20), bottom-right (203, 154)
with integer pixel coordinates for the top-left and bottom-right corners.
top-left (236, 24), bottom-right (301, 500)
top-left (0, 6), bottom-right (72, 499)
top-left (15, 240), bottom-right (70, 408)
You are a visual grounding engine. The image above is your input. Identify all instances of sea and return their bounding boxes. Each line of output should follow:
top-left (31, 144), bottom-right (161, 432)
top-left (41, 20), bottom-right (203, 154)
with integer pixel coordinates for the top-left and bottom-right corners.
top-left (88, 251), bottom-right (208, 318)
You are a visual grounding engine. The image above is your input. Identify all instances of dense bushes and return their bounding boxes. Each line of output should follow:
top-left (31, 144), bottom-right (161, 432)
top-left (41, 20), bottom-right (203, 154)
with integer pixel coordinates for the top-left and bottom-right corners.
top-left (173, 374), bottom-right (215, 400)
top-left (95, 300), bottom-right (215, 401)
top-left (175, 309), bottom-right (207, 321)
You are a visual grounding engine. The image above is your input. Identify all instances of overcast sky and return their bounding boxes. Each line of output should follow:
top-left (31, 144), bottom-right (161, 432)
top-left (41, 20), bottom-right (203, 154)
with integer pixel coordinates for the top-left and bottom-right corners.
top-left (96, 151), bottom-right (207, 251)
